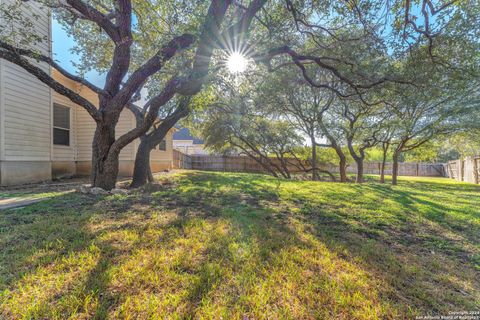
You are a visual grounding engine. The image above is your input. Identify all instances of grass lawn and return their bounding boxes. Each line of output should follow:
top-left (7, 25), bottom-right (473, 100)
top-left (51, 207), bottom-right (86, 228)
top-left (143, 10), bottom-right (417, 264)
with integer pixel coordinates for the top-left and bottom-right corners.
top-left (1, 171), bottom-right (479, 319)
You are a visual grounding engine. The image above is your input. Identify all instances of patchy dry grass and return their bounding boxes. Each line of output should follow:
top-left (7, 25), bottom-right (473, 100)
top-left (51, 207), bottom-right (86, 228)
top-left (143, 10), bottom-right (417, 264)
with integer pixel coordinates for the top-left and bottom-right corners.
top-left (0, 171), bottom-right (479, 319)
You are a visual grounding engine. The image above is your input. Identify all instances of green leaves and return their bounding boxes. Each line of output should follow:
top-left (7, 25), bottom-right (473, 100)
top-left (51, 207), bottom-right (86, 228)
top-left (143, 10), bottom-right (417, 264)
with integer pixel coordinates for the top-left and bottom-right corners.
top-left (0, 1), bottom-right (47, 48)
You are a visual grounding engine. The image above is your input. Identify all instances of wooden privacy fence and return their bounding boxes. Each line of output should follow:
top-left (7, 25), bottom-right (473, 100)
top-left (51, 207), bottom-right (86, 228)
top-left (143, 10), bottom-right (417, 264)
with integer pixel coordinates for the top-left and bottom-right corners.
top-left (364, 162), bottom-right (445, 177)
top-left (173, 150), bottom-right (192, 169)
top-left (189, 155), bottom-right (313, 174)
top-left (445, 156), bottom-right (480, 184)
top-left (173, 152), bottom-right (445, 177)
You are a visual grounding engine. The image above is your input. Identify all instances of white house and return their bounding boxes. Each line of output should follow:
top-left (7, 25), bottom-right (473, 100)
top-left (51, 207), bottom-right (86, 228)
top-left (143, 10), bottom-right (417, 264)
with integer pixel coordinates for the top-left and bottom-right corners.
top-left (173, 127), bottom-right (210, 155)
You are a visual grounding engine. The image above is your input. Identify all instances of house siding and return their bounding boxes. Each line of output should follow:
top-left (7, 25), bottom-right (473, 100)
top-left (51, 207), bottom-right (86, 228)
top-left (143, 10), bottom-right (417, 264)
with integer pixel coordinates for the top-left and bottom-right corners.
top-left (55, 80), bottom-right (139, 176)
top-left (150, 130), bottom-right (174, 171)
top-left (0, 0), bottom-right (52, 185)
top-left (51, 89), bottom-right (77, 178)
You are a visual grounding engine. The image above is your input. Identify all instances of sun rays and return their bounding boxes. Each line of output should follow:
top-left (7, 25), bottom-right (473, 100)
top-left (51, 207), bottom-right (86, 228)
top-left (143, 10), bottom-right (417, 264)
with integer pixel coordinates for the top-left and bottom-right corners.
top-left (227, 52), bottom-right (248, 73)
top-left (214, 28), bottom-right (258, 74)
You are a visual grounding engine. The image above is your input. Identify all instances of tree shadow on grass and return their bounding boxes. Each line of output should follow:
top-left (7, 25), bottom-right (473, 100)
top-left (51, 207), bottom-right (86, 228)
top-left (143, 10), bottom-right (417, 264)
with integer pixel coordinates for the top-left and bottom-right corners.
top-left (1, 177), bottom-right (315, 319)
top-left (363, 183), bottom-right (479, 244)
top-left (0, 193), bottom-right (99, 289)
top-left (0, 190), bottom-right (167, 318)
top-left (2, 171), bottom-right (479, 318)
top-left (166, 171), bottom-right (480, 315)
top-left (297, 180), bottom-right (480, 314)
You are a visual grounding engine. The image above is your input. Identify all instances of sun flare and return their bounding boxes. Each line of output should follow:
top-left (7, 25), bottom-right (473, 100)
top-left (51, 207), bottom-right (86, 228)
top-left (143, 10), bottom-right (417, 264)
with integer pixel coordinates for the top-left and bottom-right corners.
top-left (227, 52), bottom-right (248, 73)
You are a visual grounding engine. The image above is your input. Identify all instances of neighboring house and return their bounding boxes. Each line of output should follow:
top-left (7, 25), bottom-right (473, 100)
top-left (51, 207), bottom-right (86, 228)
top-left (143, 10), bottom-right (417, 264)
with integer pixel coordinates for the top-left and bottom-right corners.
top-left (173, 127), bottom-right (210, 155)
top-left (0, 1), bottom-right (174, 186)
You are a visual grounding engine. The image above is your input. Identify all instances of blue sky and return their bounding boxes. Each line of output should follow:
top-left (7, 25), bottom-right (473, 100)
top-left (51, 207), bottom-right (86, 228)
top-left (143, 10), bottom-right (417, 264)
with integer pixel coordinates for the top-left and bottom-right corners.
top-left (52, 20), bottom-right (105, 86)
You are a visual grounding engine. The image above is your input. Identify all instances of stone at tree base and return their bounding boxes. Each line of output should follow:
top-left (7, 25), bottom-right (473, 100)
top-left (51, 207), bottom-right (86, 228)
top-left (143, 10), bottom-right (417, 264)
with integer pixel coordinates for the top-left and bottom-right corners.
top-left (90, 187), bottom-right (108, 195)
top-left (79, 185), bottom-right (91, 194)
top-left (111, 188), bottom-right (129, 195)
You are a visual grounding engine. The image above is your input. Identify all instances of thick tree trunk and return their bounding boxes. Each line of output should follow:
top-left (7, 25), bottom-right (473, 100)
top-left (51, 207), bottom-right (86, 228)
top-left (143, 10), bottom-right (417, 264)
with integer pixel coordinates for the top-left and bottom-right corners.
top-left (338, 153), bottom-right (347, 183)
top-left (130, 140), bottom-right (153, 188)
top-left (380, 143), bottom-right (389, 183)
top-left (91, 124), bottom-right (119, 190)
top-left (311, 137), bottom-right (318, 180)
top-left (355, 158), bottom-right (364, 183)
top-left (129, 99), bottom-right (190, 188)
top-left (392, 151), bottom-right (400, 185)
top-left (147, 163), bottom-right (155, 183)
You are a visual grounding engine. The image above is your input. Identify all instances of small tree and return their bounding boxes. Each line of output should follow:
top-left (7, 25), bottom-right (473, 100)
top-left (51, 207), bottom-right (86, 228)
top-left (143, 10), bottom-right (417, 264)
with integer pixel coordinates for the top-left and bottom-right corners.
top-left (203, 112), bottom-right (304, 179)
top-left (258, 70), bottom-right (335, 180)
top-left (338, 99), bottom-right (386, 183)
top-left (388, 90), bottom-right (476, 185)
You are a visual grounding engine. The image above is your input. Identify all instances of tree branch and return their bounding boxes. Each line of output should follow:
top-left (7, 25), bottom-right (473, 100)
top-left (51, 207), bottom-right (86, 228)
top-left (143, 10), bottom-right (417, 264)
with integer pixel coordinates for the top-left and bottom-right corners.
top-left (64, 0), bottom-right (120, 41)
top-left (0, 40), bottom-right (106, 96)
top-left (109, 33), bottom-right (196, 111)
top-left (176, 0), bottom-right (234, 95)
top-left (103, 0), bottom-right (133, 96)
top-left (0, 48), bottom-right (101, 121)
top-left (110, 77), bottom-right (180, 153)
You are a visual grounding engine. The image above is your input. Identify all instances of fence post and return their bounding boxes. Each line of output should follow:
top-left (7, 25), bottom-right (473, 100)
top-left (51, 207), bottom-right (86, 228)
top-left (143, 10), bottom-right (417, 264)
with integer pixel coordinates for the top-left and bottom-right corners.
top-left (460, 158), bottom-right (465, 181)
top-left (449, 161), bottom-right (455, 179)
top-left (472, 157), bottom-right (478, 184)
top-left (416, 163), bottom-right (419, 176)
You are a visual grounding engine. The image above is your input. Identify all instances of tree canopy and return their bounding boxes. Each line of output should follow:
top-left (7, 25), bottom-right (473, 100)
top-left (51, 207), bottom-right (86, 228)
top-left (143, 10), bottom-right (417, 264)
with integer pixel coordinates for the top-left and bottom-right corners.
top-left (0, 0), bottom-right (479, 187)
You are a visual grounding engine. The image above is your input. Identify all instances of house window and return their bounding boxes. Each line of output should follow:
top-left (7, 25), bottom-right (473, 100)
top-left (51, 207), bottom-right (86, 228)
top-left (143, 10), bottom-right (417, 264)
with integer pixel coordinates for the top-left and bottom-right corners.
top-left (53, 104), bottom-right (70, 146)
top-left (158, 139), bottom-right (166, 151)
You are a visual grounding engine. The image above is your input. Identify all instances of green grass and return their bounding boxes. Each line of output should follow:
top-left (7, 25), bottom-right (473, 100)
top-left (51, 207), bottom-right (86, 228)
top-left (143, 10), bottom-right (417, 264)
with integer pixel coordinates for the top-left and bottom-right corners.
top-left (0, 190), bottom-right (64, 200)
top-left (1, 171), bottom-right (479, 319)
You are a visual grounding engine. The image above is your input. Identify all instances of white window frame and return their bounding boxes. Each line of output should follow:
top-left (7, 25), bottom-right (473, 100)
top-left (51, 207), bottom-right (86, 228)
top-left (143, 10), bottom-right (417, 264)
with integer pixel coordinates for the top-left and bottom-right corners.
top-left (158, 139), bottom-right (167, 151)
top-left (53, 104), bottom-right (71, 147)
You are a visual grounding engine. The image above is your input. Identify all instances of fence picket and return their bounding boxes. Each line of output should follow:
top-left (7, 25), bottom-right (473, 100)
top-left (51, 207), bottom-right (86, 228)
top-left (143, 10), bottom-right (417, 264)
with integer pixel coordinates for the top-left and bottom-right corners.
top-left (445, 156), bottom-right (480, 184)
